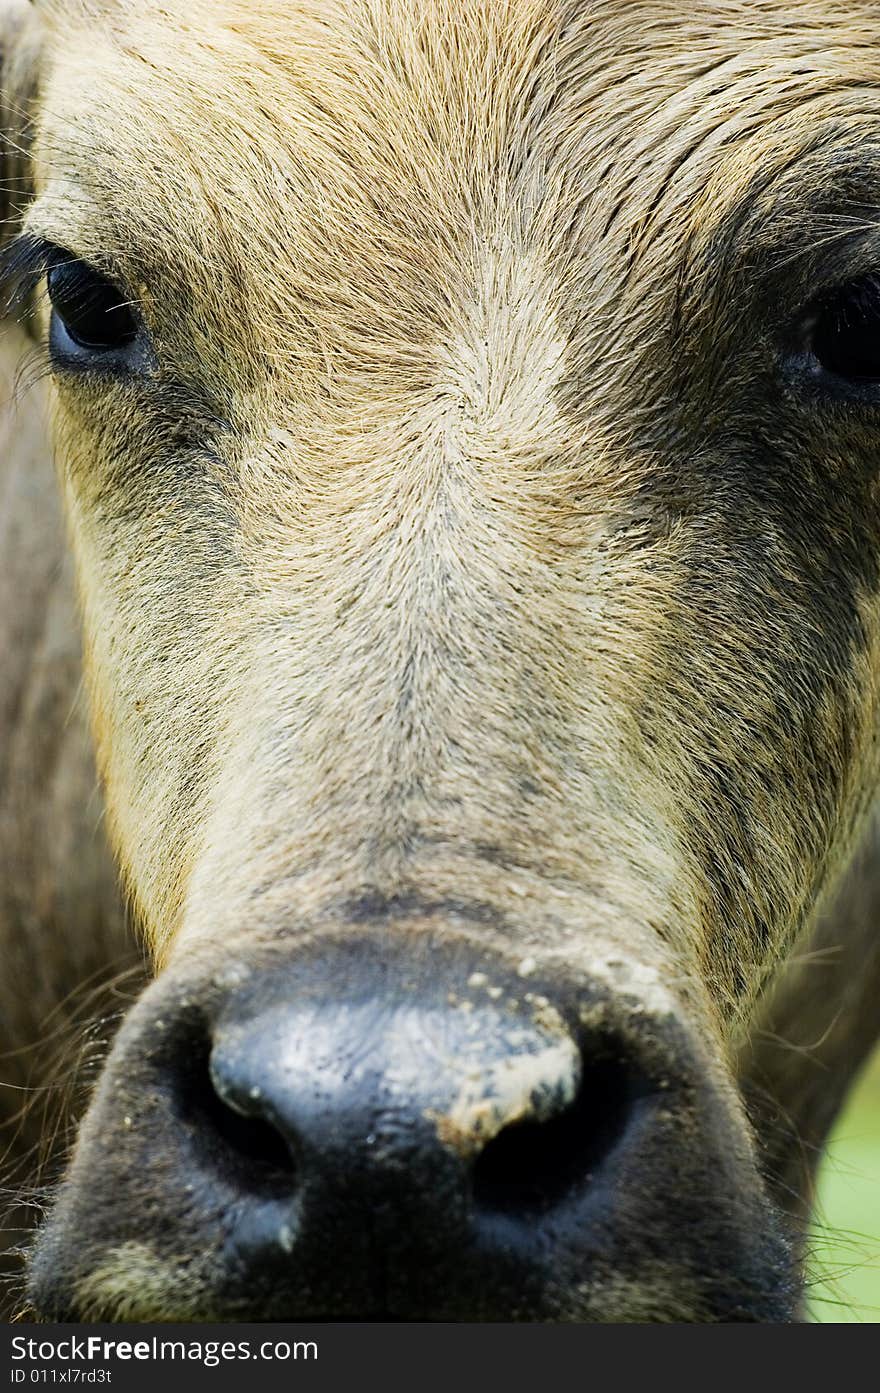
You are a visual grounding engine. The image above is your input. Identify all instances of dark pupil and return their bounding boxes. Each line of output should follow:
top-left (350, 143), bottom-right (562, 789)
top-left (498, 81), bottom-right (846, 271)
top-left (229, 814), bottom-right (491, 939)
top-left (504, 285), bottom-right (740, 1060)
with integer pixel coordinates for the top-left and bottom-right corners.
top-left (811, 277), bottom-right (880, 383)
top-left (47, 259), bottom-right (136, 351)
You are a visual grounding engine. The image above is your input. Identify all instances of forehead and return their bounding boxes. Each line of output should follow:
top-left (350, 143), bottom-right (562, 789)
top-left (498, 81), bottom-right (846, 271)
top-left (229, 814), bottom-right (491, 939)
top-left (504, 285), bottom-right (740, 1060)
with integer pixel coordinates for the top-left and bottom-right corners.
top-left (29, 0), bottom-right (880, 368)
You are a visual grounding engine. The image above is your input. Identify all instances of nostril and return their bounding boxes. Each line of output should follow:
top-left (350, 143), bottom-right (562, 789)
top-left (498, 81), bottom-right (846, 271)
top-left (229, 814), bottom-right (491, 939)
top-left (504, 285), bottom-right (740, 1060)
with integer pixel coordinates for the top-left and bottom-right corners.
top-left (472, 1055), bottom-right (643, 1215)
top-left (173, 1035), bottom-right (296, 1198)
top-left (201, 1080), bottom-right (296, 1192)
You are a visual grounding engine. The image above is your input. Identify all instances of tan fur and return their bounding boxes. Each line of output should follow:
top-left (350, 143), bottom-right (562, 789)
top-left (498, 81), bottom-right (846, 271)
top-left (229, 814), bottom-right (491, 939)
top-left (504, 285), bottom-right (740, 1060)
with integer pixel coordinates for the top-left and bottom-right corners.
top-left (3, 0), bottom-right (880, 1320)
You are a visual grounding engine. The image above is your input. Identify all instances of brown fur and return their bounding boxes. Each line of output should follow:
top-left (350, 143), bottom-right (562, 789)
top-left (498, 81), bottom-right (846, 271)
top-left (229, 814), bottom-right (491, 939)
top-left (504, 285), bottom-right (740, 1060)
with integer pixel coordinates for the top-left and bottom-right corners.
top-left (2, 0), bottom-right (880, 1319)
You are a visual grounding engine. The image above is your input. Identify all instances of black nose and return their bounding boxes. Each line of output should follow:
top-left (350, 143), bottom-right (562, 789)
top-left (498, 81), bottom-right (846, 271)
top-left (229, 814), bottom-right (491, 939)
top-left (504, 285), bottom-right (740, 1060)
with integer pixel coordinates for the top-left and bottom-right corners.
top-left (202, 994), bottom-right (632, 1221)
top-left (161, 950), bottom-right (656, 1319)
top-left (25, 936), bottom-right (798, 1321)
top-left (26, 929), bottom-right (801, 1321)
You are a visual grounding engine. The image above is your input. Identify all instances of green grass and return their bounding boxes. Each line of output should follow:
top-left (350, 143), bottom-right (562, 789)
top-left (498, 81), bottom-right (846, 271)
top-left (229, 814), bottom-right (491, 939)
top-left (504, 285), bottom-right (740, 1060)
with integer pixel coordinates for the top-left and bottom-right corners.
top-left (809, 1047), bottom-right (880, 1322)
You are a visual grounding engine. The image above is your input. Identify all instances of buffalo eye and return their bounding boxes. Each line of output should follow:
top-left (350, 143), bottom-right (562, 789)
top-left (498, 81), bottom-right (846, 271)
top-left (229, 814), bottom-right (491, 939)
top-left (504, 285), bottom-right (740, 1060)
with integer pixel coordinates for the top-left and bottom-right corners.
top-left (809, 275), bottom-right (880, 384)
top-left (47, 255), bottom-right (138, 357)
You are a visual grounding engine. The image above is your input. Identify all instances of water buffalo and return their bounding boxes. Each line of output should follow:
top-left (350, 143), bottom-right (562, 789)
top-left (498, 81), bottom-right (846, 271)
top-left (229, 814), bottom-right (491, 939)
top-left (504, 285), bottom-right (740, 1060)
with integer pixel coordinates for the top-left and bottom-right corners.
top-left (2, 0), bottom-right (880, 1322)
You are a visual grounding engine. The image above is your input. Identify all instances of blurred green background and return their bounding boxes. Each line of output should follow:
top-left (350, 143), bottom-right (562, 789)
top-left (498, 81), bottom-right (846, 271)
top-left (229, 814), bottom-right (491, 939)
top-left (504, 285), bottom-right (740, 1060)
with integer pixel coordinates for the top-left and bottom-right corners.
top-left (809, 1045), bottom-right (880, 1321)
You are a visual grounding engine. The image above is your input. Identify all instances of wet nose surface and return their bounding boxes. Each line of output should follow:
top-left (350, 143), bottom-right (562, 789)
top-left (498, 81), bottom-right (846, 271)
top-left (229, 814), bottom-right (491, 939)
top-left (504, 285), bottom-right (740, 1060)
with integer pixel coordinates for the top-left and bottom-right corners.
top-left (170, 963), bottom-right (654, 1315)
top-left (210, 998), bottom-right (580, 1161)
top-left (26, 937), bottom-right (798, 1321)
top-left (201, 994), bottom-right (633, 1235)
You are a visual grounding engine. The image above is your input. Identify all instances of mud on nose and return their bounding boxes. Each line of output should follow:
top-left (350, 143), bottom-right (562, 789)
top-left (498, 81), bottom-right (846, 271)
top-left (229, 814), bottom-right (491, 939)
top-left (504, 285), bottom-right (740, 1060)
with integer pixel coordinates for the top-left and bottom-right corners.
top-left (27, 935), bottom-right (796, 1321)
top-left (165, 952), bottom-right (656, 1318)
top-left (199, 990), bottom-right (636, 1227)
top-left (29, 943), bottom-right (665, 1317)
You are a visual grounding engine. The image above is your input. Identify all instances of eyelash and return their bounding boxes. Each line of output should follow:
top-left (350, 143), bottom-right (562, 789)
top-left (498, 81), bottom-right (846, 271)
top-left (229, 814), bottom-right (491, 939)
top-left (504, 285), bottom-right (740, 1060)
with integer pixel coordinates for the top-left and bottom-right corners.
top-left (0, 234), bottom-right (56, 321)
top-left (0, 235), bottom-right (147, 380)
top-left (5, 236), bottom-right (880, 402)
top-left (0, 236), bottom-right (128, 319)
